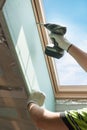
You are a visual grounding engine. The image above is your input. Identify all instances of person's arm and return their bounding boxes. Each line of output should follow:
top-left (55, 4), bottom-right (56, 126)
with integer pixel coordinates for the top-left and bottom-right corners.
top-left (28, 103), bottom-right (68, 130)
top-left (68, 44), bottom-right (87, 71)
top-left (50, 33), bottom-right (87, 71)
top-left (27, 91), bottom-right (68, 130)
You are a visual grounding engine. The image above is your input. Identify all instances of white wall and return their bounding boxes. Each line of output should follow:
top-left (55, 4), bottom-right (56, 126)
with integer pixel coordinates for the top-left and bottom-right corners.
top-left (55, 100), bottom-right (87, 112)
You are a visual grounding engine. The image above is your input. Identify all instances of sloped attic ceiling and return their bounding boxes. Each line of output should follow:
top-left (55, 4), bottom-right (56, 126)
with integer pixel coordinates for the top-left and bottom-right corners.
top-left (0, 1), bottom-right (37, 129)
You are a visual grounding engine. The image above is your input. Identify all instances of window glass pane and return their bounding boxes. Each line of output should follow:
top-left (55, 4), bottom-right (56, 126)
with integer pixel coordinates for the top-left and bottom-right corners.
top-left (43, 0), bottom-right (87, 85)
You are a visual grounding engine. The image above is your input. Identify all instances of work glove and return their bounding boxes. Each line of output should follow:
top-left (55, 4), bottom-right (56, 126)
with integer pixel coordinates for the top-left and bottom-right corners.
top-left (49, 33), bottom-right (72, 51)
top-left (27, 90), bottom-right (46, 107)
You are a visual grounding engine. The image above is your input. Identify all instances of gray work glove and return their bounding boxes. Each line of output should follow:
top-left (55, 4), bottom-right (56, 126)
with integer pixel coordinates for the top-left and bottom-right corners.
top-left (27, 90), bottom-right (46, 106)
top-left (49, 33), bottom-right (72, 51)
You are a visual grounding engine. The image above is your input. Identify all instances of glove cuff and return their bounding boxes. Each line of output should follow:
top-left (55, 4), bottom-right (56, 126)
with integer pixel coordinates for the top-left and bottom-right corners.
top-left (67, 44), bottom-right (73, 52)
top-left (27, 100), bottom-right (37, 108)
top-left (27, 90), bottom-right (46, 107)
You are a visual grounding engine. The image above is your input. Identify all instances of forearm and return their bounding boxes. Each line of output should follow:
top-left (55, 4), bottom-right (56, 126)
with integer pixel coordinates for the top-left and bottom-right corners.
top-left (27, 103), bottom-right (45, 128)
top-left (27, 103), bottom-right (68, 130)
top-left (68, 44), bottom-right (87, 71)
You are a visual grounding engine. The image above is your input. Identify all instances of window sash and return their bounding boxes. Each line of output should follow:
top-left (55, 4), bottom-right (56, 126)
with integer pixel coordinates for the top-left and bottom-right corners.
top-left (31, 0), bottom-right (87, 99)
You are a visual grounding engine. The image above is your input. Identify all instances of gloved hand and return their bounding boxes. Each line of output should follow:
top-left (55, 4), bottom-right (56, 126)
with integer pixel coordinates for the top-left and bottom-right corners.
top-left (49, 33), bottom-right (72, 51)
top-left (27, 90), bottom-right (46, 107)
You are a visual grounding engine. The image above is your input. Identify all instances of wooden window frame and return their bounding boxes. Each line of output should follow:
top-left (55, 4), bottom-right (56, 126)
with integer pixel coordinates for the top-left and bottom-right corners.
top-left (31, 0), bottom-right (87, 99)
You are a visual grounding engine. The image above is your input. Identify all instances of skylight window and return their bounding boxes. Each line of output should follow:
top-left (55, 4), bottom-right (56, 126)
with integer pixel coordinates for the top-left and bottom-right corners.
top-left (43, 0), bottom-right (87, 85)
top-left (32, 0), bottom-right (87, 98)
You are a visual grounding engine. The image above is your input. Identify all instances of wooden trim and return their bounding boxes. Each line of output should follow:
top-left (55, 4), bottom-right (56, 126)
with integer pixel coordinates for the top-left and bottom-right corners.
top-left (31, 0), bottom-right (59, 95)
top-left (55, 85), bottom-right (87, 99)
top-left (55, 91), bottom-right (87, 99)
top-left (31, 0), bottom-right (87, 99)
top-left (59, 85), bottom-right (87, 92)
